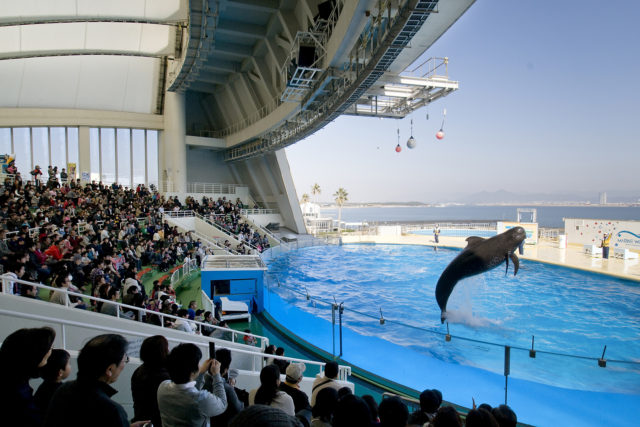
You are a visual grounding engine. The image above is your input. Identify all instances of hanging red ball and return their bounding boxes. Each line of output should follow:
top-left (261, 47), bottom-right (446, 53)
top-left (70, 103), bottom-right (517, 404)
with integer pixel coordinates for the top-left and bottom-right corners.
top-left (395, 144), bottom-right (402, 153)
top-left (436, 130), bottom-right (445, 140)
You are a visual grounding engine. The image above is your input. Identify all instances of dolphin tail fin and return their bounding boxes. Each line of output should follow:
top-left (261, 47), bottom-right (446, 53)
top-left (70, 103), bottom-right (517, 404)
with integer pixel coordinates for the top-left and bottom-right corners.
top-left (509, 252), bottom-right (520, 276)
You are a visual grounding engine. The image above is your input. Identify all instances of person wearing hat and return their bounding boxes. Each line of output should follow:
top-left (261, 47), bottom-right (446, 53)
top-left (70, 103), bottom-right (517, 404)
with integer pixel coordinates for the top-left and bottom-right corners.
top-left (279, 363), bottom-right (311, 414)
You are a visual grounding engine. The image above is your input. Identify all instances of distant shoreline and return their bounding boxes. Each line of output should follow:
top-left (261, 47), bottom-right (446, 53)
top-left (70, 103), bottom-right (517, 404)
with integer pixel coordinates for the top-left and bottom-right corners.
top-left (319, 203), bottom-right (640, 209)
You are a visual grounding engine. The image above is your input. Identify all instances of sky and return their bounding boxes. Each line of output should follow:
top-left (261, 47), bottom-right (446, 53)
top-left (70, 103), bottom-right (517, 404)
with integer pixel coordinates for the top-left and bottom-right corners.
top-left (285, 0), bottom-right (640, 203)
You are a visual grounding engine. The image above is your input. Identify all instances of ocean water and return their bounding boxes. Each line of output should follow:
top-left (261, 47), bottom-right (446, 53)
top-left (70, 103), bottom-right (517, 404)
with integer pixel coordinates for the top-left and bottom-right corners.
top-left (266, 244), bottom-right (640, 393)
top-left (320, 205), bottom-right (640, 228)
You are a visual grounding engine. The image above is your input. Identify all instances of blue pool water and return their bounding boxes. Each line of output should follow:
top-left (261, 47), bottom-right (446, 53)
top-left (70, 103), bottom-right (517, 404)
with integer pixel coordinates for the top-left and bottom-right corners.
top-left (266, 244), bottom-right (640, 394)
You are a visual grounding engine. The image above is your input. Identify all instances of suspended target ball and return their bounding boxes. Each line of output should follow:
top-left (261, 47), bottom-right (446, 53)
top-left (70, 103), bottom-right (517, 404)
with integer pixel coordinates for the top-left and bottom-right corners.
top-left (436, 130), bottom-right (445, 140)
top-left (395, 144), bottom-right (402, 153)
top-left (407, 136), bottom-right (416, 149)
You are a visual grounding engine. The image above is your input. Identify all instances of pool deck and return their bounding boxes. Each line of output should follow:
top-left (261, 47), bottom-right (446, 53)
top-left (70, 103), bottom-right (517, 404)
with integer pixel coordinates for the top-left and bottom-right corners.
top-left (340, 234), bottom-right (640, 282)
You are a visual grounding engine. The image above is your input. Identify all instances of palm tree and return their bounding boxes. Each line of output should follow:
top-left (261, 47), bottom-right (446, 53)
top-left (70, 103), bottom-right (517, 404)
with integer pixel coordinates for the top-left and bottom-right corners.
top-left (333, 187), bottom-right (348, 233)
top-left (311, 183), bottom-right (321, 204)
top-left (300, 193), bottom-right (310, 204)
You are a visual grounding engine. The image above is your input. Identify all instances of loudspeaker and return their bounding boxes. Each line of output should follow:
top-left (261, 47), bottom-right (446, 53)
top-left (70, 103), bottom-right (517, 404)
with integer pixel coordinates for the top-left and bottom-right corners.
top-left (298, 45), bottom-right (316, 67)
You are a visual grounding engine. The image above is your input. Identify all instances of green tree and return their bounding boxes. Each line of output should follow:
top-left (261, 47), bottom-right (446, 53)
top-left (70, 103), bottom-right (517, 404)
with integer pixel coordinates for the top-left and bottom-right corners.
top-left (311, 183), bottom-right (321, 204)
top-left (300, 193), bottom-right (310, 204)
top-left (333, 187), bottom-right (348, 233)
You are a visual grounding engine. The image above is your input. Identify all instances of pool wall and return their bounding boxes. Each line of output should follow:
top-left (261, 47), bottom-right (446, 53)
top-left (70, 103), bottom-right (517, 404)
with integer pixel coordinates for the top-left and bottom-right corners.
top-left (263, 282), bottom-right (640, 426)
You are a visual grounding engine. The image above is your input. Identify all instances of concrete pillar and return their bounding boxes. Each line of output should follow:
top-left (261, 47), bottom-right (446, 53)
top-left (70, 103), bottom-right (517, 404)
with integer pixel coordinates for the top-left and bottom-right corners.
top-left (78, 126), bottom-right (91, 183)
top-left (162, 91), bottom-right (187, 193)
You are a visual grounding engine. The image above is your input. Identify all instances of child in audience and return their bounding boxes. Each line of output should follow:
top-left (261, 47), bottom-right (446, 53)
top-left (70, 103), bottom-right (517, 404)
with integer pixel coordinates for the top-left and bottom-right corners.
top-left (34, 349), bottom-right (71, 415)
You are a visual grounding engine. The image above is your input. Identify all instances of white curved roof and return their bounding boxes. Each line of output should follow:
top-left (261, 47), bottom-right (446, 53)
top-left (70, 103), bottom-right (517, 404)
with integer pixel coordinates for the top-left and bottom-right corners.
top-left (0, 0), bottom-right (184, 113)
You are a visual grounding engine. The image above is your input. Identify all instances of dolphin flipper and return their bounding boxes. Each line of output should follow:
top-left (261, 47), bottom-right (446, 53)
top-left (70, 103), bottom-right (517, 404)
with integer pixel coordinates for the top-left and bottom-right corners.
top-left (504, 253), bottom-right (509, 275)
top-left (509, 252), bottom-right (520, 276)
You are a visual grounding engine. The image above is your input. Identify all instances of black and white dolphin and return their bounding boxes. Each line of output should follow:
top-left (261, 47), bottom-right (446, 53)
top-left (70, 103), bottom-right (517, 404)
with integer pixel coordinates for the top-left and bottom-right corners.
top-left (435, 226), bottom-right (527, 323)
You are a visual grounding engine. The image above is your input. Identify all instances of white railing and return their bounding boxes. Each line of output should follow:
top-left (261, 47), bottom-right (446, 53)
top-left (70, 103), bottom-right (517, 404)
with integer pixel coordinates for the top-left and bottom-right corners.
top-left (162, 209), bottom-right (196, 218)
top-left (0, 306), bottom-right (352, 381)
top-left (259, 235), bottom-right (332, 261)
top-left (170, 259), bottom-right (199, 286)
top-left (194, 212), bottom-right (261, 253)
top-left (0, 275), bottom-right (267, 349)
top-left (201, 289), bottom-right (214, 314)
top-left (160, 181), bottom-right (248, 195)
top-left (241, 208), bottom-right (280, 215)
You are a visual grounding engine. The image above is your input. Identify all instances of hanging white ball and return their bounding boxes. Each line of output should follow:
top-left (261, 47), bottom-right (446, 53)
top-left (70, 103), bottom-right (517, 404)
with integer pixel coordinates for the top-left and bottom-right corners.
top-left (406, 136), bottom-right (416, 149)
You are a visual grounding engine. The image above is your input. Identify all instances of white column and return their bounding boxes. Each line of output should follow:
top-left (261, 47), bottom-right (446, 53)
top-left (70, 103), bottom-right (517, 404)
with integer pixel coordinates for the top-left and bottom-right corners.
top-left (78, 126), bottom-right (91, 182)
top-left (162, 91), bottom-right (187, 193)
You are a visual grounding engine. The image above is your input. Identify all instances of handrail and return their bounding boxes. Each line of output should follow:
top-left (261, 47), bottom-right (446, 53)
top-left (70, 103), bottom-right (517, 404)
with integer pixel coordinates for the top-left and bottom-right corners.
top-left (262, 273), bottom-right (640, 367)
top-left (194, 212), bottom-right (261, 253)
top-left (241, 208), bottom-right (280, 215)
top-left (0, 275), bottom-right (267, 349)
top-left (170, 259), bottom-right (199, 286)
top-left (0, 306), bottom-right (351, 381)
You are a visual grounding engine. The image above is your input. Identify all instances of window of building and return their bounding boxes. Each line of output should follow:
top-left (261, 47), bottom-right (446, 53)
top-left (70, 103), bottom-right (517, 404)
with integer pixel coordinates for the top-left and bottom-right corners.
top-left (116, 128), bottom-right (131, 186)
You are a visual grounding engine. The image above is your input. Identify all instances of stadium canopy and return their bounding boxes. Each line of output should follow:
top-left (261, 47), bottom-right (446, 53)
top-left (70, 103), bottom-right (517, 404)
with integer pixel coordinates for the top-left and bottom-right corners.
top-left (0, 0), bottom-right (185, 113)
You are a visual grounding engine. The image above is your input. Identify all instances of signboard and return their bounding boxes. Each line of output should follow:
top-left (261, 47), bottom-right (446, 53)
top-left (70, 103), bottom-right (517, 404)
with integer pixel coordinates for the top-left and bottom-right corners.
top-left (81, 172), bottom-right (90, 182)
top-left (565, 218), bottom-right (640, 251)
top-left (0, 154), bottom-right (16, 175)
top-left (67, 163), bottom-right (77, 179)
top-left (497, 221), bottom-right (538, 245)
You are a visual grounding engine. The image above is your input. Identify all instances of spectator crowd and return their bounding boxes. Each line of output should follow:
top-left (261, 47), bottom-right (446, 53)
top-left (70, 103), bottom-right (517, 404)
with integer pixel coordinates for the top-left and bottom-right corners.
top-left (1, 327), bottom-right (518, 427)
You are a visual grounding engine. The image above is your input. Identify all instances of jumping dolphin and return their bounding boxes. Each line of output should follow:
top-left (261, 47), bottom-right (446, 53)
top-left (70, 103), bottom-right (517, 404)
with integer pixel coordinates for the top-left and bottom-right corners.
top-left (435, 226), bottom-right (527, 323)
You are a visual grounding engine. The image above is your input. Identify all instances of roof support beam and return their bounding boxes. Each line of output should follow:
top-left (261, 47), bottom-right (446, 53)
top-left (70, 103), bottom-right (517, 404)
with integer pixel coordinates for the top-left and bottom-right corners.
top-left (226, 0), bottom-right (280, 13)
top-left (210, 43), bottom-right (254, 59)
top-left (216, 19), bottom-right (268, 40)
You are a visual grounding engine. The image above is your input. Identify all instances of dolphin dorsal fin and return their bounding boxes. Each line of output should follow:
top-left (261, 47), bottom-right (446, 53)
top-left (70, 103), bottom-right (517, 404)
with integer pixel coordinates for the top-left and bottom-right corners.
top-left (465, 236), bottom-right (485, 247)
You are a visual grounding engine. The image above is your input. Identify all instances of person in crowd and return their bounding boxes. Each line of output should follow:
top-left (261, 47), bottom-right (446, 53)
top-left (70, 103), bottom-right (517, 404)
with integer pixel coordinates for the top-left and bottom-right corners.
top-left (131, 335), bottom-right (170, 427)
top-left (99, 287), bottom-right (121, 317)
top-left (361, 395), bottom-right (380, 425)
top-left (249, 364), bottom-right (295, 416)
top-left (208, 348), bottom-right (244, 426)
top-left (431, 405), bottom-right (463, 427)
top-left (211, 320), bottom-right (232, 341)
top-left (50, 273), bottom-right (86, 309)
top-left (408, 388), bottom-right (442, 425)
top-left (0, 326), bottom-right (55, 427)
top-left (173, 308), bottom-right (198, 334)
top-left (157, 343), bottom-right (228, 426)
top-left (273, 346), bottom-right (290, 374)
top-left (465, 408), bottom-right (499, 427)
top-left (332, 394), bottom-right (372, 427)
top-left (20, 283), bottom-right (40, 299)
top-left (310, 361), bottom-right (341, 406)
top-left (43, 333), bottom-right (148, 427)
top-left (242, 329), bottom-right (257, 346)
top-left (229, 405), bottom-right (304, 427)
top-left (3, 260), bottom-right (25, 294)
top-left (378, 395), bottom-right (409, 427)
top-left (264, 344), bottom-right (276, 365)
top-left (492, 404), bottom-right (518, 427)
top-left (279, 363), bottom-right (311, 414)
top-left (311, 387), bottom-right (338, 427)
top-left (187, 300), bottom-right (197, 320)
top-left (34, 349), bottom-right (71, 416)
